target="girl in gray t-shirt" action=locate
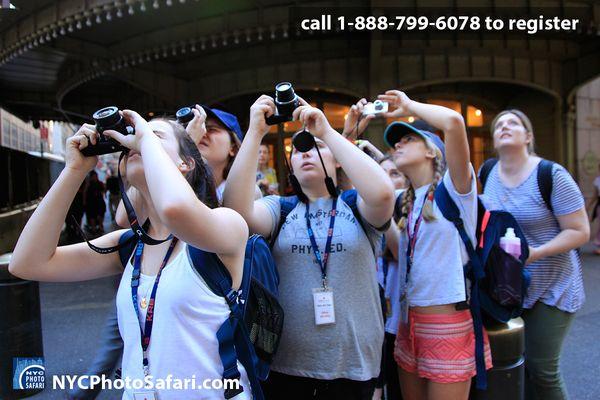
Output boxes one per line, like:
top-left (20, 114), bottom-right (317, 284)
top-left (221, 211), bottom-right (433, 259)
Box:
top-left (223, 95), bottom-right (395, 399)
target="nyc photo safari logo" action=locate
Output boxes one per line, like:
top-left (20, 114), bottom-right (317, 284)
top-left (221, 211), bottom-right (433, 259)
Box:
top-left (13, 357), bottom-right (45, 390)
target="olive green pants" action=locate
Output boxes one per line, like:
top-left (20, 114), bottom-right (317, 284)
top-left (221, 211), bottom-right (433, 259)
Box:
top-left (522, 302), bottom-right (575, 400)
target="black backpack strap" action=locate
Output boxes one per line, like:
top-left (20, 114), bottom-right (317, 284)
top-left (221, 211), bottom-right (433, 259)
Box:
top-left (117, 230), bottom-right (138, 268)
top-left (537, 159), bottom-right (555, 213)
top-left (434, 182), bottom-right (488, 390)
top-left (478, 158), bottom-right (498, 191)
top-left (270, 196), bottom-right (299, 248)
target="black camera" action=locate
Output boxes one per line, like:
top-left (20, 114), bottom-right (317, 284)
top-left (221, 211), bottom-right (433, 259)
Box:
top-left (81, 107), bottom-right (134, 156)
top-left (265, 82), bottom-right (300, 125)
top-left (175, 106), bottom-right (195, 125)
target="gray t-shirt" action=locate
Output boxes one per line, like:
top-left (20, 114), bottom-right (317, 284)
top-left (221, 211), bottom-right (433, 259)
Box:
top-left (259, 193), bottom-right (384, 380)
top-left (482, 161), bottom-right (585, 313)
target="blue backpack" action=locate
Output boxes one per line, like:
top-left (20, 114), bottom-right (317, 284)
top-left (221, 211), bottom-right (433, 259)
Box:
top-left (394, 182), bottom-right (531, 390)
top-left (434, 181), bottom-right (531, 390)
top-left (118, 232), bottom-right (283, 400)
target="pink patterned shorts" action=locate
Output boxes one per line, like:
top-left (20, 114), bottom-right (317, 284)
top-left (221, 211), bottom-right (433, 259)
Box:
top-left (394, 309), bottom-right (493, 383)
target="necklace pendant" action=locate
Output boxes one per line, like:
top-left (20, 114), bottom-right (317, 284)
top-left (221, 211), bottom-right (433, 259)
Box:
top-left (140, 297), bottom-right (148, 309)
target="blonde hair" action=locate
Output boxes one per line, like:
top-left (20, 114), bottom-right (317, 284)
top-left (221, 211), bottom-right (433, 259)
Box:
top-left (397, 141), bottom-right (446, 230)
top-left (490, 109), bottom-right (536, 155)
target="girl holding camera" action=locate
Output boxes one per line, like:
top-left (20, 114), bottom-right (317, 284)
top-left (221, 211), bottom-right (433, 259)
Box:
top-left (9, 111), bottom-right (251, 400)
top-left (377, 90), bottom-right (492, 400)
top-left (223, 96), bottom-right (395, 399)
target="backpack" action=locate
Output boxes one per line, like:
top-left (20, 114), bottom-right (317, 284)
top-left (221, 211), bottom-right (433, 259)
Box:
top-left (394, 183), bottom-right (531, 390)
top-left (479, 158), bottom-right (555, 212)
top-left (118, 231), bottom-right (284, 400)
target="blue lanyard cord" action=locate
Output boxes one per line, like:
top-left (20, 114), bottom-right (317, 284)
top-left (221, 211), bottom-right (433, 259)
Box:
top-left (305, 198), bottom-right (338, 289)
top-left (131, 237), bottom-right (179, 372)
top-left (404, 191), bottom-right (429, 282)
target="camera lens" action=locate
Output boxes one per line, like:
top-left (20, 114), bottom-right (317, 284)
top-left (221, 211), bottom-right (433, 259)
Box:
top-left (374, 100), bottom-right (383, 110)
top-left (93, 106), bottom-right (120, 127)
top-left (275, 82), bottom-right (296, 103)
top-left (176, 107), bottom-right (194, 124)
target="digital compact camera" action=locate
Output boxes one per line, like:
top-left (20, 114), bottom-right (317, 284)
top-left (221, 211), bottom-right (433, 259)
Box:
top-left (363, 100), bottom-right (388, 116)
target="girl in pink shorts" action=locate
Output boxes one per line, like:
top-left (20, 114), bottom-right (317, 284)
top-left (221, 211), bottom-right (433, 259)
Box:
top-left (379, 90), bottom-right (492, 400)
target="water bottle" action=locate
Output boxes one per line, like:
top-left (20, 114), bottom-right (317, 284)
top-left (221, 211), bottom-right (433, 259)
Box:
top-left (500, 227), bottom-right (522, 259)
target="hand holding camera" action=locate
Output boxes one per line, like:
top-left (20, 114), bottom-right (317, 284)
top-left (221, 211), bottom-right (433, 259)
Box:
top-left (177, 105), bottom-right (207, 145)
top-left (342, 98), bottom-right (376, 140)
top-left (103, 109), bottom-right (154, 153)
top-left (65, 124), bottom-right (100, 173)
top-left (377, 90), bottom-right (414, 118)
top-left (264, 82), bottom-right (299, 125)
top-left (292, 100), bottom-right (333, 141)
top-left (248, 95), bottom-right (276, 138)
top-left (80, 106), bottom-right (135, 156)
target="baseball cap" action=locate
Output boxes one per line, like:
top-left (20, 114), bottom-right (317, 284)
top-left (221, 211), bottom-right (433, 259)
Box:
top-left (383, 121), bottom-right (445, 159)
top-left (201, 105), bottom-right (244, 144)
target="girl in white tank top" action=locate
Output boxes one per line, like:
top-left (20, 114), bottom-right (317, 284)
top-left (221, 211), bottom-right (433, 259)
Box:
top-left (9, 112), bottom-right (250, 399)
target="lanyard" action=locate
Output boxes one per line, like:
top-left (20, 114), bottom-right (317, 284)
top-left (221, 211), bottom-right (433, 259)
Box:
top-left (305, 198), bottom-right (338, 289)
top-left (404, 191), bottom-right (429, 282)
top-left (131, 237), bottom-right (179, 376)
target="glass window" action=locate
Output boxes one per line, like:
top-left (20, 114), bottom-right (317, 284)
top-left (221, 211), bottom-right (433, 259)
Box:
top-left (467, 106), bottom-right (484, 127)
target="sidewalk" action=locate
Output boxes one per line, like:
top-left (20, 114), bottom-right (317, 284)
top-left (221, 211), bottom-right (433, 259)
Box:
top-left (30, 244), bottom-right (600, 399)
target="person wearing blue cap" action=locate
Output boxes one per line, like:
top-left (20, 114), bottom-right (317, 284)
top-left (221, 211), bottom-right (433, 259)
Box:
top-left (183, 104), bottom-right (245, 202)
top-left (378, 90), bottom-right (492, 400)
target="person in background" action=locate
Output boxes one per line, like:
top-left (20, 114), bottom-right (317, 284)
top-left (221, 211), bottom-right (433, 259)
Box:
top-left (483, 109), bottom-right (589, 400)
top-left (105, 168), bottom-right (120, 223)
top-left (84, 170), bottom-right (106, 235)
top-left (375, 155), bottom-right (408, 400)
top-left (256, 143), bottom-right (279, 195)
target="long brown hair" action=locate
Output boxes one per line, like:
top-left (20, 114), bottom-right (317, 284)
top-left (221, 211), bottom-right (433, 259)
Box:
top-left (154, 118), bottom-right (219, 209)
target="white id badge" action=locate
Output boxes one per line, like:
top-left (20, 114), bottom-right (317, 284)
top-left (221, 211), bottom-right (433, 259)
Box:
top-left (133, 391), bottom-right (157, 400)
top-left (312, 288), bottom-right (336, 325)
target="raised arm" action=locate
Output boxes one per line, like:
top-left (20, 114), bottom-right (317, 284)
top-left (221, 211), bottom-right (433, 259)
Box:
top-left (105, 111), bottom-right (248, 258)
top-left (222, 96), bottom-right (278, 238)
top-left (9, 125), bottom-right (124, 282)
top-left (292, 101), bottom-right (395, 228)
top-left (379, 90), bottom-right (471, 194)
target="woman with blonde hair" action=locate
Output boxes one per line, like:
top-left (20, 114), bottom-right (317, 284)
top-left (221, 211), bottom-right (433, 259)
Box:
top-left (377, 90), bottom-right (492, 400)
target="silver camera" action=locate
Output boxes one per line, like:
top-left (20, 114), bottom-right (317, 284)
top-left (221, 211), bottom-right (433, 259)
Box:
top-left (363, 100), bottom-right (389, 115)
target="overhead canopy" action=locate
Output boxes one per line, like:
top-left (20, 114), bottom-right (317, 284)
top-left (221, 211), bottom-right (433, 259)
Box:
top-left (0, 0), bottom-right (598, 125)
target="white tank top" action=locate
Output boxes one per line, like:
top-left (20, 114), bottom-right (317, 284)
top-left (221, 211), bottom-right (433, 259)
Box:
top-left (116, 244), bottom-right (251, 400)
